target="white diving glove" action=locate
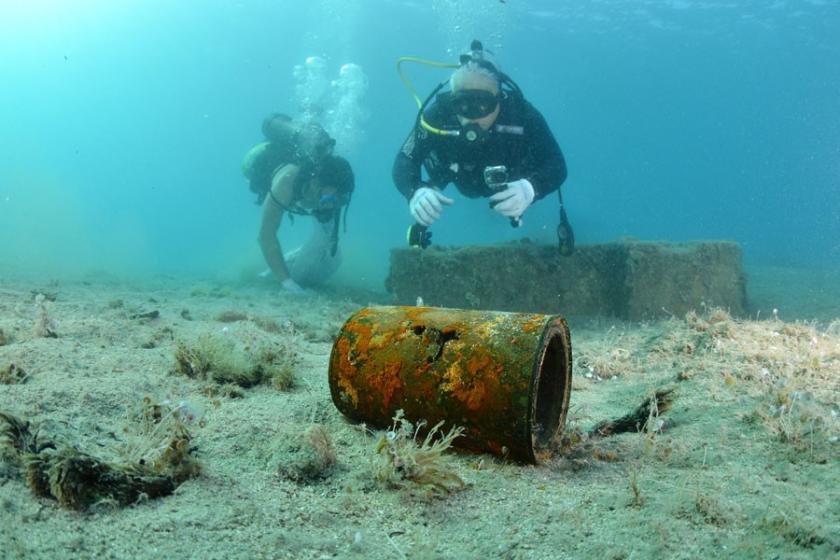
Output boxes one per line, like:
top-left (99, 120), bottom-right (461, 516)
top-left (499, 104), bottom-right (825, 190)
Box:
top-left (281, 277), bottom-right (307, 295)
top-left (409, 187), bottom-right (455, 226)
top-left (489, 178), bottom-right (535, 219)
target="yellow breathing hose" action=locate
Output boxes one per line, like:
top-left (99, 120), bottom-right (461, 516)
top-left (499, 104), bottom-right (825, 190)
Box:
top-left (397, 56), bottom-right (460, 137)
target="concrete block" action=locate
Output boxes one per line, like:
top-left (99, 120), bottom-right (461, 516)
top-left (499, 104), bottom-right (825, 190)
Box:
top-left (385, 240), bottom-right (747, 320)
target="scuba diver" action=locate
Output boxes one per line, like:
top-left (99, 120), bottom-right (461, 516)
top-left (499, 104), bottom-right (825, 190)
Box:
top-left (392, 40), bottom-right (574, 254)
top-left (242, 113), bottom-right (355, 294)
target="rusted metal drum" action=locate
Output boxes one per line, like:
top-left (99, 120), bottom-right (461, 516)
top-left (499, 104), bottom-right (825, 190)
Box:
top-left (328, 306), bottom-right (572, 464)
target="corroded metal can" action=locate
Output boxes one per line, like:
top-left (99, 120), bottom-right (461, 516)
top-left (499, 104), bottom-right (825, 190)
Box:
top-left (328, 306), bottom-right (572, 463)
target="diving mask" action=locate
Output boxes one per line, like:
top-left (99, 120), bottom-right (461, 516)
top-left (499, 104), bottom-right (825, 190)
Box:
top-left (311, 193), bottom-right (341, 223)
top-left (318, 193), bottom-right (338, 210)
top-left (451, 89), bottom-right (499, 119)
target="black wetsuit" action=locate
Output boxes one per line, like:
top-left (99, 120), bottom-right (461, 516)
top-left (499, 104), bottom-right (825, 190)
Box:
top-left (392, 92), bottom-right (567, 200)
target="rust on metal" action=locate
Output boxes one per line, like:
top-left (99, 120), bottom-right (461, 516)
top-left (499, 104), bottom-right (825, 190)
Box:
top-left (328, 306), bottom-right (572, 464)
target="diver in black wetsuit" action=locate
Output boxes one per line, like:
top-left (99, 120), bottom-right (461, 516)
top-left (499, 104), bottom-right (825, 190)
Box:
top-left (392, 40), bottom-right (574, 254)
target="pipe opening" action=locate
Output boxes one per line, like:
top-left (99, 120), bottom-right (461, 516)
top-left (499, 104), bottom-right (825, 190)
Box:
top-left (532, 327), bottom-right (570, 450)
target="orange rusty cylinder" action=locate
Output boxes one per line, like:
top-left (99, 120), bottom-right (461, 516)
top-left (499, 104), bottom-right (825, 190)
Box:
top-left (328, 306), bottom-right (572, 464)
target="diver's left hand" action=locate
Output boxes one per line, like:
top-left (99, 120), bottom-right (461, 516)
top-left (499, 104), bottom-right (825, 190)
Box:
top-left (489, 179), bottom-right (535, 219)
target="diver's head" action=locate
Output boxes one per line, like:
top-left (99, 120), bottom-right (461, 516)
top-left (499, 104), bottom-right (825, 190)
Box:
top-left (458, 40), bottom-right (502, 79)
top-left (313, 155), bottom-right (354, 205)
top-left (305, 155), bottom-right (353, 223)
top-left (450, 41), bottom-right (501, 130)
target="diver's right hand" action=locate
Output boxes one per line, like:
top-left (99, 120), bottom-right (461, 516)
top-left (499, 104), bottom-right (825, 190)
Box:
top-left (409, 187), bottom-right (454, 227)
top-left (281, 277), bottom-right (307, 295)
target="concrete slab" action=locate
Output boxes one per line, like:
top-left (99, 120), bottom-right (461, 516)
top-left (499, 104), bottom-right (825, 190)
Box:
top-left (385, 240), bottom-right (747, 320)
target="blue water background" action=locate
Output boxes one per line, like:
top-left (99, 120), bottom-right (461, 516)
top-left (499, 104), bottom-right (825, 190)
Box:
top-left (1, 0), bottom-right (838, 288)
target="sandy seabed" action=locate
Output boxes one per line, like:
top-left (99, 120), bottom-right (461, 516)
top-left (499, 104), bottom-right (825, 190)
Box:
top-left (0, 269), bottom-right (838, 560)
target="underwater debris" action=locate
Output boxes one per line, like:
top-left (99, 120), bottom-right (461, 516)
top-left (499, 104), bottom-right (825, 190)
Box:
top-left (0, 363), bottom-right (28, 385)
top-left (33, 294), bottom-right (58, 338)
top-left (589, 389), bottom-right (675, 437)
top-left (0, 327), bottom-right (10, 346)
top-left (373, 410), bottom-right (465, 497)
top-left (174, 335), bottom-right (298, 390)
top-left (276, 424), bottom-right (337, 483)
top-left (0, 399), bottom-right (201, 512)
top-left (552, 390), bottom-right (676, 470)
top-left (329, 305), bottom-right (572, 464)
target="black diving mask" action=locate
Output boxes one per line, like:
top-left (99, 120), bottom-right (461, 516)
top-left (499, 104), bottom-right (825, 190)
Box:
top-left (451, 89), bottom-right (499, 119)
